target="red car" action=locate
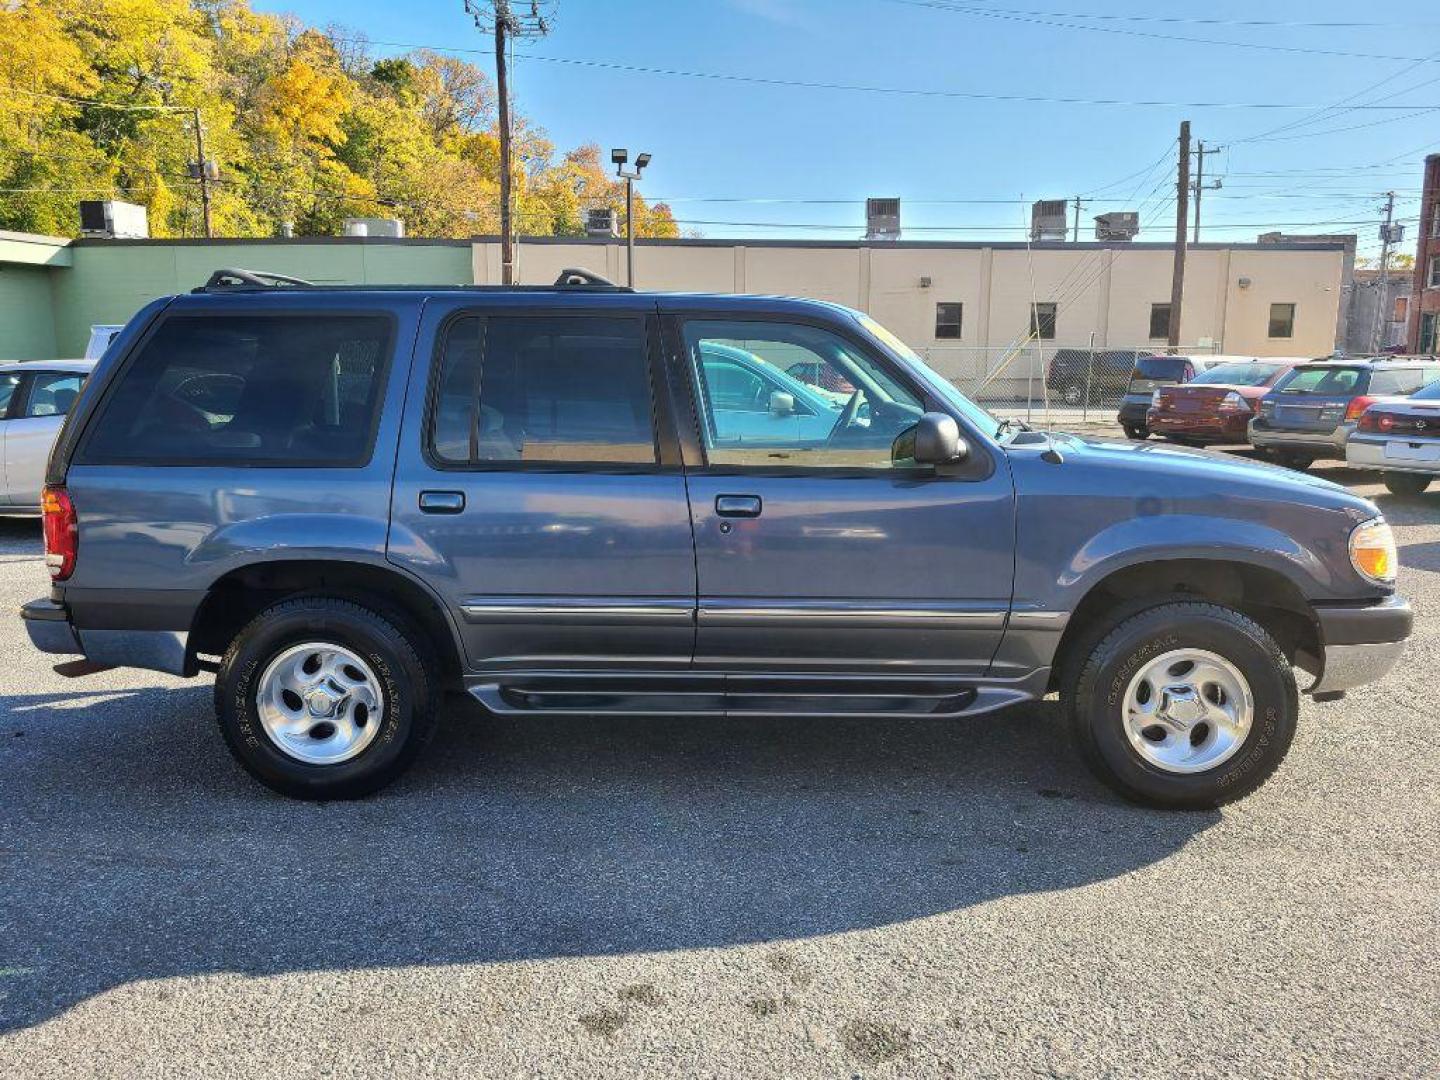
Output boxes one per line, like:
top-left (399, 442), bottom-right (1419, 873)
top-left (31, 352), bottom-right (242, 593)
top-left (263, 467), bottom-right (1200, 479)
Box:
top-left (1147, 359), bottom-right (1298, 445)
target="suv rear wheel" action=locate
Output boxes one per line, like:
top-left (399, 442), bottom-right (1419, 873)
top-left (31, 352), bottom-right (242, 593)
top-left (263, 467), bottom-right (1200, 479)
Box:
top-left (1062, 601), bottom-right (1298, 809)
top-left (1121, 423), bottom-right (1148, 441)
top-left (214, 597), bottom-right (439, 799)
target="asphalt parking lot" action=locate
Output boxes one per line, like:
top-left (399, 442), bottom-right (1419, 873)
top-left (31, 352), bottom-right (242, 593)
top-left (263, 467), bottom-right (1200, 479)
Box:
top-left (1, 459), bottom-right (1437, 1078)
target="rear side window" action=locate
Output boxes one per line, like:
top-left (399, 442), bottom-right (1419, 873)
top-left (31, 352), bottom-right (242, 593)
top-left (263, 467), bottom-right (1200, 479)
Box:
top-left (0, 374), bottom-right (20, 416)
top-left (1275, 366), bottom-right (1365, 396)
top-left (81, 315), bottom-right (392, 466)
top-left (23, 372), bottom-right (86, 417)
top-left (431, 315), bottom-right (657, 466)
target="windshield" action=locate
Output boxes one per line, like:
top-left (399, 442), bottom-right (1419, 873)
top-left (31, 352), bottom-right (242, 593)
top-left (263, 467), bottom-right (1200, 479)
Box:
top-left (853, 312), bottom-right (1002, 436)
top-left (1191, 362), bottom-right (1286, 387)
top-left (1274, 366), bottom-right (1365, 396)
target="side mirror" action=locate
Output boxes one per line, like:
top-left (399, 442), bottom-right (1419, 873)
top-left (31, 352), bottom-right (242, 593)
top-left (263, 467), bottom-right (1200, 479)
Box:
top-left (904, 412), bottom-right (967, 465)
top-left (768, 390), bottom-right (795, 417)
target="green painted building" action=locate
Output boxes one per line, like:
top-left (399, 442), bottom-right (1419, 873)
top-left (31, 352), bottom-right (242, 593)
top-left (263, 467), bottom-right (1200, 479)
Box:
top-left (0, 233), bottom-right (474, 360)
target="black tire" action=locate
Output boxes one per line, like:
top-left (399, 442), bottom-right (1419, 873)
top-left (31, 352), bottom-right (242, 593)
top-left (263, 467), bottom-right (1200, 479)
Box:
top-left (1382, 471), bottom-right (1431, 497)
top-left (214, 597), bottom-right (439, 799)
top-left (1062, 601), bottom-right (1298, 810)
top-left (1122, 424), bottom-right (1149, 441)
top-left (1272, 450), bottom-right (1314, 471)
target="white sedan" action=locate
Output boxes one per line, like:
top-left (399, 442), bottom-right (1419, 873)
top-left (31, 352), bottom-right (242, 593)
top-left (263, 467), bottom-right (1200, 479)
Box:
top-left (0, 360), bottom-right (95, 512)
top-left (1347, 379), bottom-right (1440, 496)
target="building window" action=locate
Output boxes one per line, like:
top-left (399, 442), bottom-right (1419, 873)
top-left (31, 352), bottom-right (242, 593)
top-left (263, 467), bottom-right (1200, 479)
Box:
top-left (1431, 201), bottom-right (1440, 238)
top-left (934, 302), bottom-right (963, 339)
top-left (1268, 302), bottom-right (1296, 339)
top-left (1030, 302), bottom-right (1057, 340)
top-left (1429, 255), bottom-right (1440, 290)
top-left (1148, 303), bottom-right (1171, 340)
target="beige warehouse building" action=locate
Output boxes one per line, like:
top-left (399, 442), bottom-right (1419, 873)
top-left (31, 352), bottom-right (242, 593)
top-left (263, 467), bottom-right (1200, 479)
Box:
top-left (2, 233), bottom-right (1345, 390)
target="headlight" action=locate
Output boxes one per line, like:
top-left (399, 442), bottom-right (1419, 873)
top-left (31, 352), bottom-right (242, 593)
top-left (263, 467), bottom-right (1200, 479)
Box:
top-left (1258, 399), bottom-right (1275, 416)
top-left (1349, 517), bottom-right (1397, 585)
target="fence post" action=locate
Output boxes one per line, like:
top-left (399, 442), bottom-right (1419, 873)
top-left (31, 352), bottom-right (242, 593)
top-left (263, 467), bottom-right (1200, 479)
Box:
top-left (1083, 331), bottom-right (1096, 422)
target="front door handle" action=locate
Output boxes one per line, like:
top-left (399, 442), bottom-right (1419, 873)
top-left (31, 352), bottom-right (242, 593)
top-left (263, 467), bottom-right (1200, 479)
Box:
top-left (715, 494), bottom-right (762, 518)
top-left (419, 490), bottom-right (466, 514)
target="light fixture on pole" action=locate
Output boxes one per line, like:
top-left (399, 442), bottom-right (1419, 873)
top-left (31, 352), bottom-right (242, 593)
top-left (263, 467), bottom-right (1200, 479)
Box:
top-left (611, 148), bottom-right (651, 287)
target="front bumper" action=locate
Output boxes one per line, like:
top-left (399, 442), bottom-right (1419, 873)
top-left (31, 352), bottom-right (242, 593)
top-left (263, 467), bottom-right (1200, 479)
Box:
top-left (21, 597), bottom-right (189, 676)
top-left (1309, 595), bottom-right (1412, 694)
top-left (1248, 418), bottom-right (1353, 457)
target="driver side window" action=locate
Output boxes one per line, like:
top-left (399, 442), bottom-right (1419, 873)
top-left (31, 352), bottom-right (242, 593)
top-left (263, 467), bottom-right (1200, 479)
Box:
top-left (682, 319), bottom-right (924, 469)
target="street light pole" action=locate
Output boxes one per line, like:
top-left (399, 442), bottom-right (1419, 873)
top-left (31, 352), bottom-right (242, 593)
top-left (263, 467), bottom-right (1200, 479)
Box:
top-left (611, 149), bottom-right (651, 287)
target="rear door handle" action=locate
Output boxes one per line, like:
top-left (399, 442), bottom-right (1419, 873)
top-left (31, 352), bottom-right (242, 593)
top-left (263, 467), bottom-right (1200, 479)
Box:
top-left (715, 494), bottom-right (762, 518)
top-left (419, 490), bottom-right (466, 514)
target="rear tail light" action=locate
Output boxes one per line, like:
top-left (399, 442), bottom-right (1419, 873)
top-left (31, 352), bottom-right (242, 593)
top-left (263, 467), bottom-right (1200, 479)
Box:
top-left (41, 486), bottom-right (77, 581)
top-left (1344, 395), bottom-right (1377, 422)
top-left (1218, 391), bottom-right (1248, 412)
top-left (1357, 410), bottom-right (1394, 433)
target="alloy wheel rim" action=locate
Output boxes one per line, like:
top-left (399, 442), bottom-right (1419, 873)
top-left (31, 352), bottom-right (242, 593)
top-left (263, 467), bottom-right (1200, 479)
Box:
top-left (1121, 648), bottom-right (1254, 775)
top-left (256, 642), bottom-right (384, 765)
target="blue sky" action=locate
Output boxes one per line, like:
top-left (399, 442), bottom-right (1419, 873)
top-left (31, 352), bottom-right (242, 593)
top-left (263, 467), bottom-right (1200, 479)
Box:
top-left (253, 0), bottom-right (1440, 258)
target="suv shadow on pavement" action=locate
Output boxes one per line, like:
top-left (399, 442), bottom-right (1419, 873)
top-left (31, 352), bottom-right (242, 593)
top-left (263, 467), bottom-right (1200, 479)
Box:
top-left (0, 684), bottom-right (1216, 1033)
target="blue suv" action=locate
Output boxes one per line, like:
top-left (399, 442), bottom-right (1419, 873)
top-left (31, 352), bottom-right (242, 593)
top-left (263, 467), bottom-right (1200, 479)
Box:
top-left (21, 269), bottom-right (1412, 808)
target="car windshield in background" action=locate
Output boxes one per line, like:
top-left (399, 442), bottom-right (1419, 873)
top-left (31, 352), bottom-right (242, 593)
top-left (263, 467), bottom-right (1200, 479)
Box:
top-left (1134, 356), bottom-right (1191, 381)
top-left (1191, 362), bottom-right (1285, 387)
top-left (1274, 366), bottom-right (1364, 396)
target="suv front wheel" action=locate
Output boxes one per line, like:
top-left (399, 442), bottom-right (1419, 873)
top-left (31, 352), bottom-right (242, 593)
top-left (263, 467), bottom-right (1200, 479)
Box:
top-left (1063, 602), bottom-right (1298, 809)
top-left (215, 597), bottom-right (439, 799)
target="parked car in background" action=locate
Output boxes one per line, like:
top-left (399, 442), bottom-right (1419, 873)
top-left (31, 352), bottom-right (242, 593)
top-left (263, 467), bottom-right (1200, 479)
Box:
top-left (0, 360), bottom-right (94, 512)
top-left (1045, 348), bottom-right (1142, 406)
top-left (1117, 353), bottom-right (1242, 439)
top-left (1146, 359), bottom-right (1298, 446)
top-left (1249, 357), bottom-right (1440, 469)
top-left (22, 270), bottom-right (1411, 810)
top-left (1346, 379), bottom-right (1440, 495)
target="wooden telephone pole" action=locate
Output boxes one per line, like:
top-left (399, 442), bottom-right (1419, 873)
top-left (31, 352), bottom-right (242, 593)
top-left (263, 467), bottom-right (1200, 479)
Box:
top-left (1168, 121), bottom-right (1191, 348)
top-left (466, 1), bottom-right (553, 284)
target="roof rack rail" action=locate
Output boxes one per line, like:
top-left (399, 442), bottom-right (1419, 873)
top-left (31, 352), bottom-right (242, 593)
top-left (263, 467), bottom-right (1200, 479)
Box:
top-left (553, 267), bottom-right (628, 289)
top-left (197, 268), bottom-right (316, 292)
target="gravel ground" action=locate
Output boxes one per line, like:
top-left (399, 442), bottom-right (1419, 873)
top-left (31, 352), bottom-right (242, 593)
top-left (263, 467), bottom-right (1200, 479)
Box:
top-left (0, 461), bottom-right (1436, 1078)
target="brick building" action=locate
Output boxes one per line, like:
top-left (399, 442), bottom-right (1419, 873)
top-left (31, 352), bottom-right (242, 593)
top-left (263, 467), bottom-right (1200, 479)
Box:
top-left (1408, 153), bottom-right (1440, 354)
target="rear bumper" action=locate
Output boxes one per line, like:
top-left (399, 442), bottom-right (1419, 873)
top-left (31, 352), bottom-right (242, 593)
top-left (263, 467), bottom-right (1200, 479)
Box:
top-left (1117, 399), bottom-right (1151, 425)
top-left (1248, 419), bottom-right (1353, 456)
top-left (1147, 410), bottom-right (1250, 443)
top-left (21, 597), bottom-right (189, 676)
top-left (1309, 595), bottom-right (1412, 694)
top-left (1346, 433), bottom-right (1440, 474)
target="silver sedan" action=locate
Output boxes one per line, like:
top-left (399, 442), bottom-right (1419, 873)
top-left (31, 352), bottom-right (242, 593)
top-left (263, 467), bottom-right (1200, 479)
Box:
top-left (0, 359), bottom-right (95, 512)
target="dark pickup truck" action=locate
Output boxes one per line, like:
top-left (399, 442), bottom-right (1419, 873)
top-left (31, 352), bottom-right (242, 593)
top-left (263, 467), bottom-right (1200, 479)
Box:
top-left (23, 270), bottom-right (1412, 808)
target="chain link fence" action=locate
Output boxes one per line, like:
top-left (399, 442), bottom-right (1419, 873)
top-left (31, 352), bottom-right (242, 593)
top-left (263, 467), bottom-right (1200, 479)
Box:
top-left (913, 342), bottom-right (1222, 426)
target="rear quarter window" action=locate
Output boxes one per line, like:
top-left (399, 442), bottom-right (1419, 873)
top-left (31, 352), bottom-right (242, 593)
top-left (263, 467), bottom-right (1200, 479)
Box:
top-left (79, 314), bottom-right (393, 466)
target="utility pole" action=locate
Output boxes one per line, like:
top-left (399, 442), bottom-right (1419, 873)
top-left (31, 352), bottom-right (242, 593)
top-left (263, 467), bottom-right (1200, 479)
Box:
top-left (494, 15), bottom-right (513, 284)
top-left (1168, 120), bottom-right (1191, 348)
top-left (191, 107), bottom-right (212, 239)
top-left (1372, 191), bottom-right (1399, 352)
top-left (1071, 195), bottom-right (1088, 243)
top-left (1191, 140), bottom-right (1222, 243)
top-left (465, 1), bottom-right (553, 284)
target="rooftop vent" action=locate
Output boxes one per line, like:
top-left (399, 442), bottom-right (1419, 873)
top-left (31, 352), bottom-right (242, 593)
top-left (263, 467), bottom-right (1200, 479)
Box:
top-left (1030, 199), bottom-right (1068, 242)
top-left (1094, 211), bottom-right (1140, 241)
top-left (342, 217), bottom-right (404, 238)
top-left (78, 200), bottom-right (149, 240)
top-left (585, 207), bottom-right (620, 238)
top-left (865, 198), bottom-right (901, 240)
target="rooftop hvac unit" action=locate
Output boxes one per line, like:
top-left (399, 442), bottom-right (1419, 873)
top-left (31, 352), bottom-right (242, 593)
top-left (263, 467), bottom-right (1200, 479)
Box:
top-left (342, 217), bottom-right (404, 238)
top-left (1095, 211), bottom-right (1140, 241)
top-left (865, 197), bottom-right (901, 240)
top-left (78, 200), bottom-right (149, 239)
top-left (1030, 199), bottom-right (1068, 242)
top-left (586, 207), bottom-right (620, 238)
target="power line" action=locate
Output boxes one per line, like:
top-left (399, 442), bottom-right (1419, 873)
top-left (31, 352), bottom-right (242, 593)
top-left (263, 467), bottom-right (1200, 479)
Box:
top-left (509, 54), bottom-right (1440, 111)
top-left (0, 83), bottom-right (191, 111)
top-left (880, 0), bottom-right (1440, 64)
top-left (878, 1), bottom-right (1439, 29)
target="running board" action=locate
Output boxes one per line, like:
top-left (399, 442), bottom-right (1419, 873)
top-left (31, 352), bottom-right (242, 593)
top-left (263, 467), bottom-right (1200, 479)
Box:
top-left (466, 675), bottom-right (1033, 719)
